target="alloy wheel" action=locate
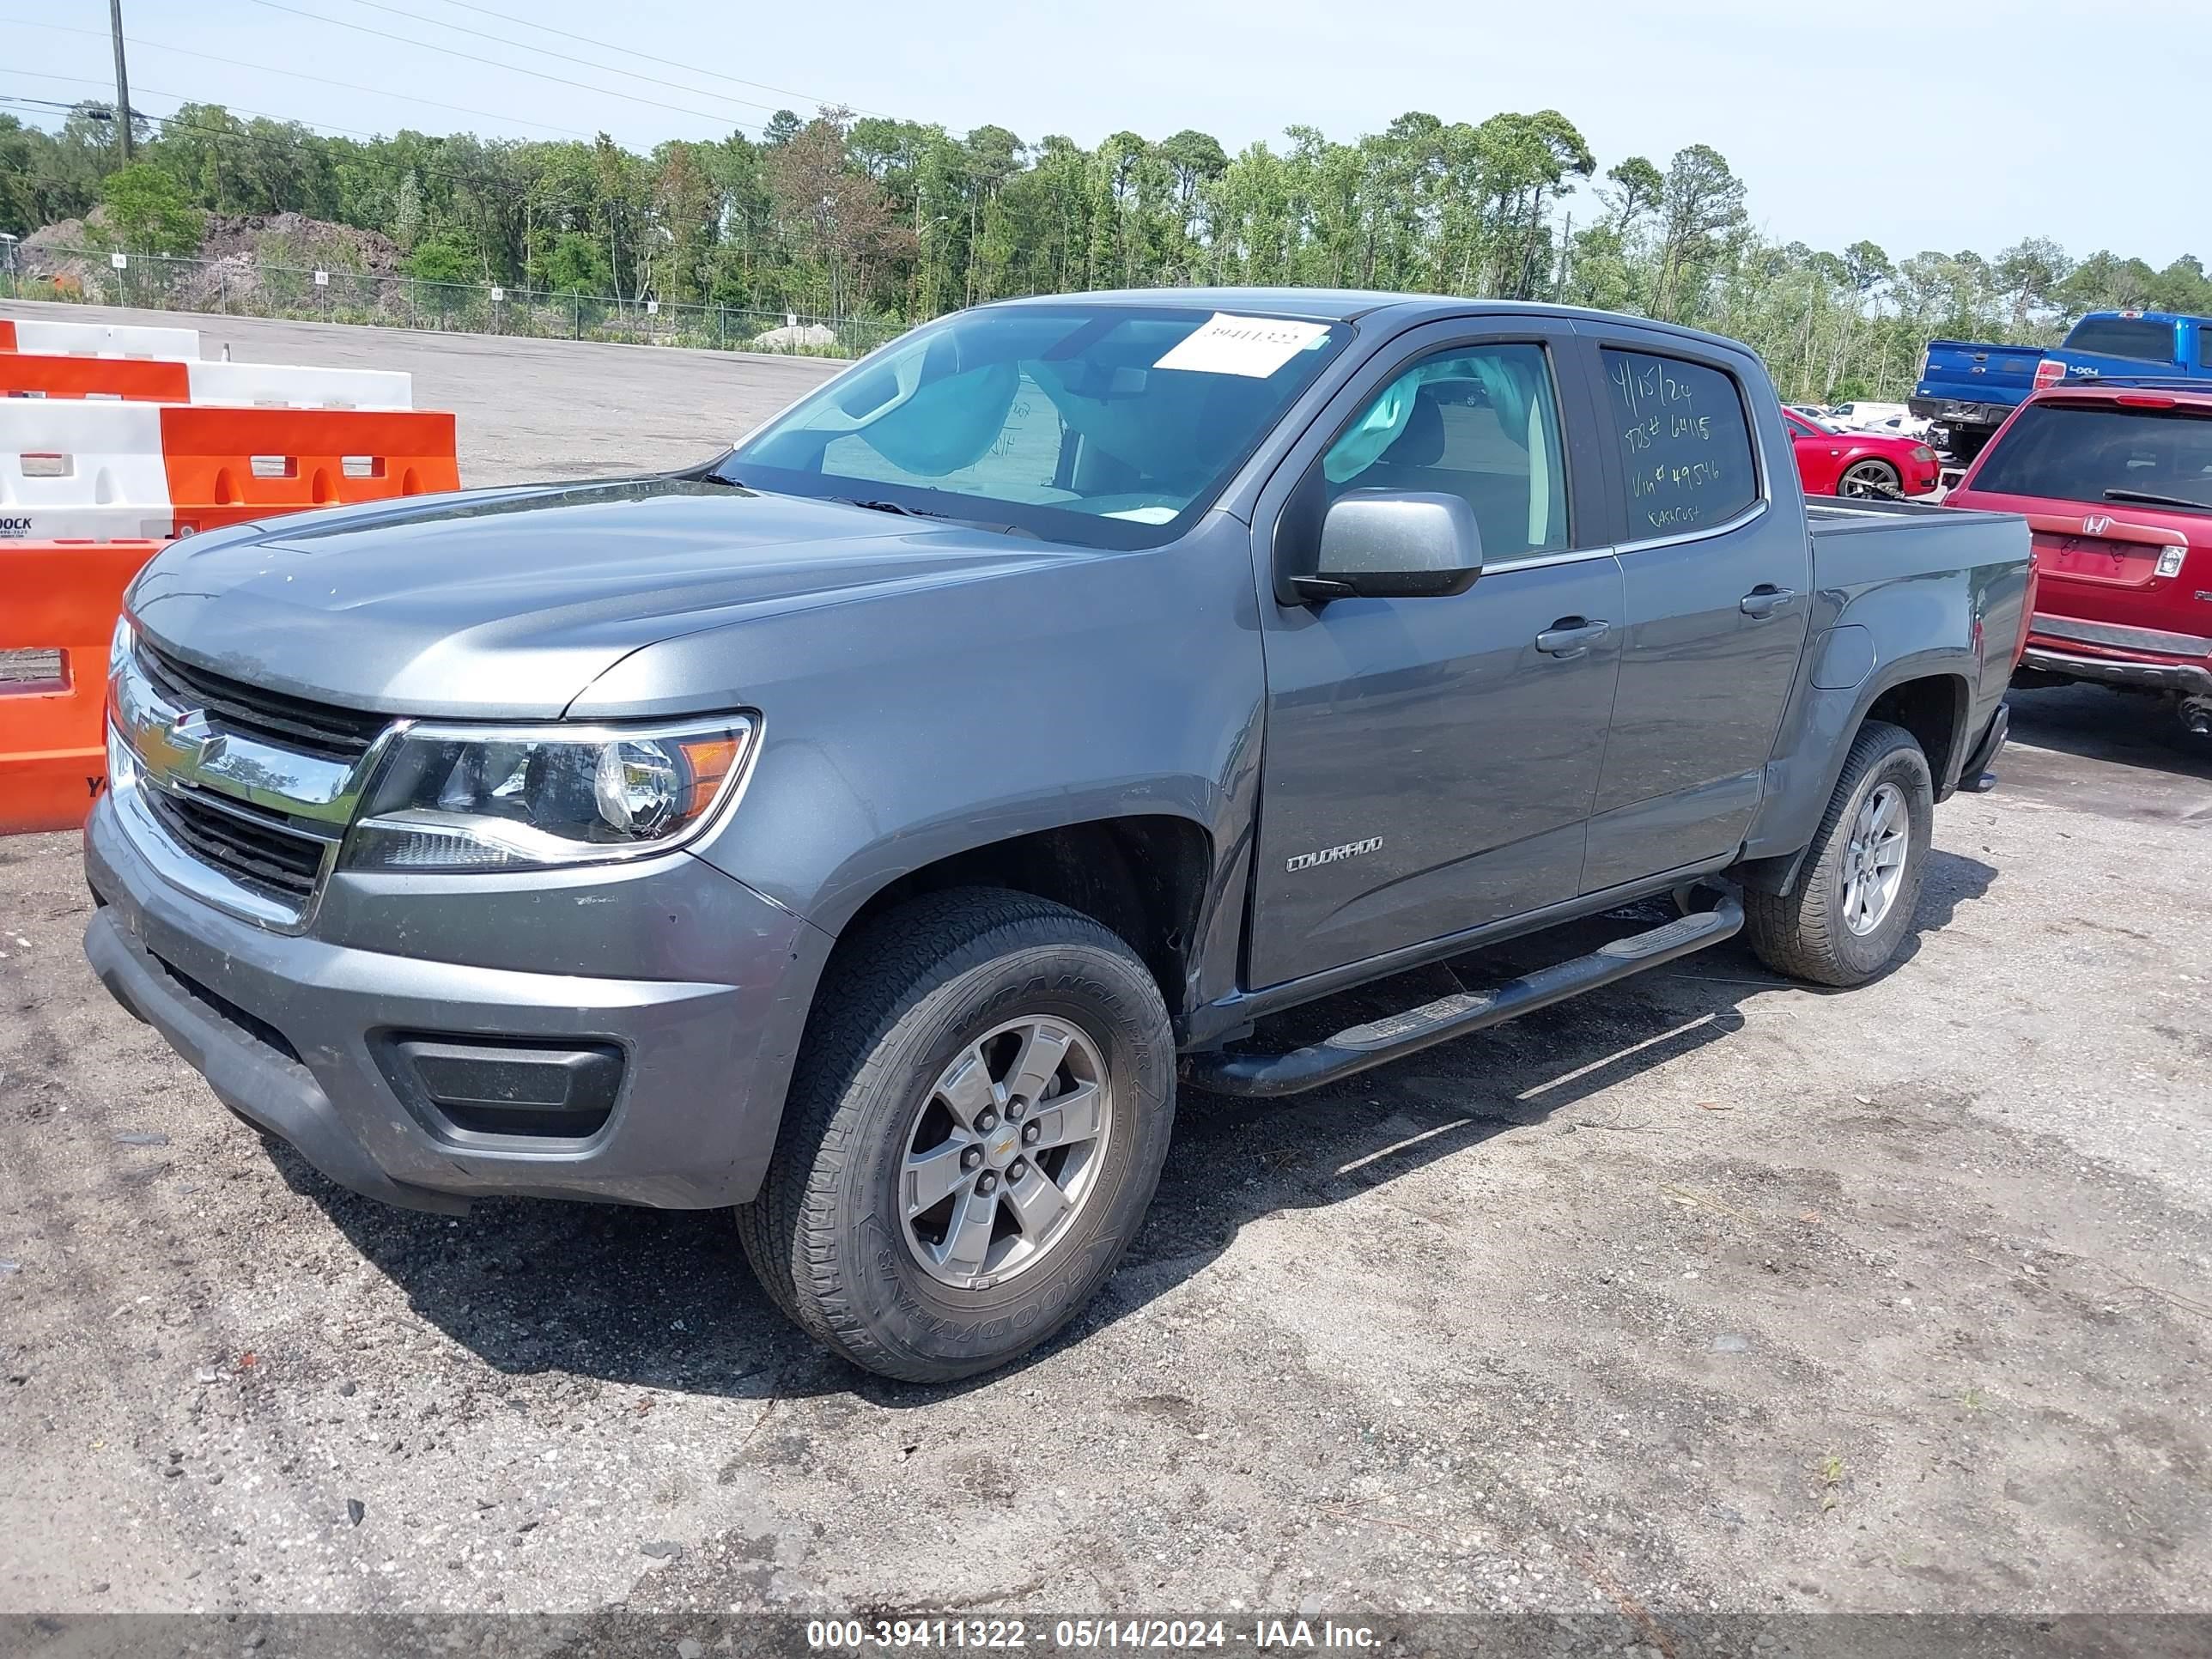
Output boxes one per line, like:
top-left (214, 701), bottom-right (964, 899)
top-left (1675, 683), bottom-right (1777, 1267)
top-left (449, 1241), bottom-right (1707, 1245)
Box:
top-left (1841, 781), bottom-right (1909, 936)
top-left (898, 1017), bottom-right (1111, 1288)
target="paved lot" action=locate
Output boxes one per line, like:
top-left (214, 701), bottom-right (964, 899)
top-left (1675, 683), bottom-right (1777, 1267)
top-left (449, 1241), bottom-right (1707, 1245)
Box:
top-left (3, 305), bottom-right (2210, 1630)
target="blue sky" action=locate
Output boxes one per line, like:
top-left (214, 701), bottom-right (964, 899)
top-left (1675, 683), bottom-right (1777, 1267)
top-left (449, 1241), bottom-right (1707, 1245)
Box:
top-left (9, 0), bottom-right (2203, 267)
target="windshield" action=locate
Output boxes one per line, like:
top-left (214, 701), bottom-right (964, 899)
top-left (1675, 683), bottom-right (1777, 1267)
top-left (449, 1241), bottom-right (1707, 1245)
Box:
top-left (1972, 403), bottom-right (2212, 514)
top-left (2061, 316), bottom-right (2178, 363)
top-left (720, 303), bottom-right (1348, 548)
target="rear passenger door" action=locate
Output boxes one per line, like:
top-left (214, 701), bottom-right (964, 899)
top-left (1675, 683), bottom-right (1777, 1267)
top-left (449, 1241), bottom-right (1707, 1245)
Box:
top-left (1575, 327), bottom-right (1813, 892)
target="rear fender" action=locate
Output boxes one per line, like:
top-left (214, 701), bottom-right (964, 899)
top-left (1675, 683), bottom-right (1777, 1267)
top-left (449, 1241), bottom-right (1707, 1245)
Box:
top-left (1735, 647), bottom-right (1972, 896)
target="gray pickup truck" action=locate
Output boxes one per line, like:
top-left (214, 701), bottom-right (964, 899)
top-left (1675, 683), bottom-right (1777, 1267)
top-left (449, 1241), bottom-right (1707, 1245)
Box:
top-left (83, 290), bottom-right (2029, 1380)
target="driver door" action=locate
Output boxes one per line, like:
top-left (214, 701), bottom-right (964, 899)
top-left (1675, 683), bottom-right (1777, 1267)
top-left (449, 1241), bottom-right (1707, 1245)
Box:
top-left (1245, 323), bottom-right (1625, 989)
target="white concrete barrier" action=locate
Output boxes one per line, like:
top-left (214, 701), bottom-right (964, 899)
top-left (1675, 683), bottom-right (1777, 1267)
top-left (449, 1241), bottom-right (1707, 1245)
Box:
top-left (0, 318), bottom-right (202, 361)
top-left (0, 402), bottom-right (176, 542)
top-left (185, 360), bottom-right (412, 410)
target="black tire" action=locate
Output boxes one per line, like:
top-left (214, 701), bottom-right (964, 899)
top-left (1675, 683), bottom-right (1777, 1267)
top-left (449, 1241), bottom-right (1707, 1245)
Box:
top-left (735, 887), bottom-right (1176, 1382)
top-left (1744, 720), bottom-right (1933, 988)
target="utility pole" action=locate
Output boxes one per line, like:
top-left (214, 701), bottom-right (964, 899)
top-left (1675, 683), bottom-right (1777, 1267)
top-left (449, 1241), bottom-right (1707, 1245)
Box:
top-left (109, 0), bottom-right (134, 161)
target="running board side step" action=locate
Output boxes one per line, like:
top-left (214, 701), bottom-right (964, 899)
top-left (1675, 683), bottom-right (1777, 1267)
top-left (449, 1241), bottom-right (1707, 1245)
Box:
top-left (1181, 893), bottom-right (1744, 1100)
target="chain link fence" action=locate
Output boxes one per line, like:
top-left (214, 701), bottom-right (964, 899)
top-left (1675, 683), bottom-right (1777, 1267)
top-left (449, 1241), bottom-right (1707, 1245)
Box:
top-left (1, 247), bottom-right (903, 360)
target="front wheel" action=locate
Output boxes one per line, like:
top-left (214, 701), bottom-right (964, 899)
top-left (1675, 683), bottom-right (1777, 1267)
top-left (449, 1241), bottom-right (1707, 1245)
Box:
top-left (1744, 720), bottom-right (1934, 987)
top-left (737, 888), bottom-right (1176, 1382)
top-left (1837, 459), bottom-right (1902, 499)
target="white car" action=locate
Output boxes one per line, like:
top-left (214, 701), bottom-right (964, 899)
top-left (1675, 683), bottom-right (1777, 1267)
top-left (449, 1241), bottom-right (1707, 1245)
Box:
top-left (1826, 401), bottom-right (1932, 441)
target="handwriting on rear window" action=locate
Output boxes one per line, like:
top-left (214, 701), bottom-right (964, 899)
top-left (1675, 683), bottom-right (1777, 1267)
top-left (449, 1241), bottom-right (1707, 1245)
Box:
top-left (1602, 349), bottom-right (1756, 535)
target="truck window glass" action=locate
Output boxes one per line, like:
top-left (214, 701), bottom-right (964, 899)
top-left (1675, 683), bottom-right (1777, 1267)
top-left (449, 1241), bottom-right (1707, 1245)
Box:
top-left (2062, 317), bottom-right (2179, 363)
top-left (1971, 404), bottom-right (2212, 511)
top-left (725, 304), bottom-right (1347, 550)
top-left (1320, 343), bottom-right (1569, 559)
top-left (1601, 348), bottom-right (1759, 538)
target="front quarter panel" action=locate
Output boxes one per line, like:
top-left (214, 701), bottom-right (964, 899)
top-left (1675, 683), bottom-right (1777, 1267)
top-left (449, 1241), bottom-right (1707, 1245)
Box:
top-left (568, 516), bottom-right (1267, 939)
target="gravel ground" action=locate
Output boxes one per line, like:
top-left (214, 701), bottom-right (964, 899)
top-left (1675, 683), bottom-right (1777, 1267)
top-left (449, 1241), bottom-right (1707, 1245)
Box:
top-left (3, 304), bottom-right (2209, 1632)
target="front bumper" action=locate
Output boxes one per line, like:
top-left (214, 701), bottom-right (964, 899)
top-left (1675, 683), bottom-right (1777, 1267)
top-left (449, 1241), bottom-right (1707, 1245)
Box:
top-left (83, 793), bottom-right (830, 1212)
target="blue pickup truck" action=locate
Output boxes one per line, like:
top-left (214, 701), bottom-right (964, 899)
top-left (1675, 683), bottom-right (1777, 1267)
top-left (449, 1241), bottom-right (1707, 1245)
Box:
top-left (1910, 310), bottom-right (2212, 459)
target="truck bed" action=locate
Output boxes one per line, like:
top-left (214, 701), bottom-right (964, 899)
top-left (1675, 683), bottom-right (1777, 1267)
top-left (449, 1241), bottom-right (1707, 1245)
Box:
top-left (1917, 338), bottom-right (2043, 404)
top-left (1806, 496), bottom-right (2030, 620)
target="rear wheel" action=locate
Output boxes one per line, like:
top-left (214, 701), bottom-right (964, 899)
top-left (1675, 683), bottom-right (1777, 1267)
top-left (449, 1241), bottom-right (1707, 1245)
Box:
top-left (1837, 459), bottom-right (1902, 499)
top-left (1745, 720), bottom-right (1933, 987)
top-left (737, 888), bottom-right (1176, 1382)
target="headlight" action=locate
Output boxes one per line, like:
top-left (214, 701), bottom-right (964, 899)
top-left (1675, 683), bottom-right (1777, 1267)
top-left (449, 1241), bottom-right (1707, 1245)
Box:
top-left (342, 715), bottom-right (756, 872)
top-left (110, 615), bottom-right (135, 677)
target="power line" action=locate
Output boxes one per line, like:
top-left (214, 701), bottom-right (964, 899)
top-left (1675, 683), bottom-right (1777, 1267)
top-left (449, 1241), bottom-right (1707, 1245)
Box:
top-left (1, 77), bottom-right (397, 143)
top-left (4, 81), bottom-right (478, 149)
top-left (240, 0), bottom-right (767, 134)
top-left (332, 0), bottom-right (786, 118)
top-left (1, 17), bottom-right (595, 137)
top-left (435, 0), bottom-right (891, 119)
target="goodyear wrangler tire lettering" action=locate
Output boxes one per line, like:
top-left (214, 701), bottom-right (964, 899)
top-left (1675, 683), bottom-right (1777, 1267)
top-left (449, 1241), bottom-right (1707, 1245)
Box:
top-left (734, 887), bottom-right (1176, 1383)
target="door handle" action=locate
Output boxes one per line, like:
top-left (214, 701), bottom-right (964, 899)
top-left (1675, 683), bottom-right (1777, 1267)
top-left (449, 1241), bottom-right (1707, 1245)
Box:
top-left (1740, 585), bottom-right (1798, 619)
top-left (1535, 617), bottom-right (1612, 659)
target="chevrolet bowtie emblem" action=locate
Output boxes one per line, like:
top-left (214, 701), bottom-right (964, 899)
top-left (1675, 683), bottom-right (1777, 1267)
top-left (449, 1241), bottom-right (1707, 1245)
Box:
top-left (167, 709), bottom-right (228, 765)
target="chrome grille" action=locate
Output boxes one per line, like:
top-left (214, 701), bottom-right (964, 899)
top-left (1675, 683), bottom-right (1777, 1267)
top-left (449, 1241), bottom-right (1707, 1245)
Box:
top-left (112, 633), bottom-right (394, 930)
top-left (139, 787), bottom-right (331, 899)
top-left (137, 639), bottom-right (387, 763)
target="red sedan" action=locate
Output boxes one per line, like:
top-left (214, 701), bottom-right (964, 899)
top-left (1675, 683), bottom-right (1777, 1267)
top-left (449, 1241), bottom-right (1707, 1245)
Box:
top-left (1784, 409), bottom-right (1942, 498)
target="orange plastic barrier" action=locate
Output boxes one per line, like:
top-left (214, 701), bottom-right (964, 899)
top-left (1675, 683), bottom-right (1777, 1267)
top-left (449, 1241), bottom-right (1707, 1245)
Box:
top-left (0, 540), bottom-right (165, 834)
top-left (158, 406), bottom-right (459, 528)
top-left (0, 352), bottom-right (192, 401)
top-left (0, 321), bottom-right (15, 350)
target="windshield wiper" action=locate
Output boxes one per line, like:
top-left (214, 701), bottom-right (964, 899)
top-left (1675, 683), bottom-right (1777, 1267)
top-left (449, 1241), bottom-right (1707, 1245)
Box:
top-left (835, 497), bottom-right (1037, 538)
top-left (679, 460), bottom-right (748, 487)
top-left (2104, 487), bottom-right (2212, 514)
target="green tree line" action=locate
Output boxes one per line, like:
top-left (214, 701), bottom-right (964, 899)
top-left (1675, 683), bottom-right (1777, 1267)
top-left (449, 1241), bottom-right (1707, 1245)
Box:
top-left (4, 99), bottom-right (2207, 400)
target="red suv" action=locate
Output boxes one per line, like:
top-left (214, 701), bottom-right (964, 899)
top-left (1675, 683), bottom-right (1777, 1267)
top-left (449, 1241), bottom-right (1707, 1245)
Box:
top-left (1947, 380), bottom-right (2212, 732)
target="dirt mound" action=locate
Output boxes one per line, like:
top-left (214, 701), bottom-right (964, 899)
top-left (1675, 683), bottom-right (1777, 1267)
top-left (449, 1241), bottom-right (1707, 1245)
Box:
top-left (16, 210), bottom-right (406, 308)
top-left (18, 215), bottom-right (107, 298)
top-left (21, 213), bottom-right (94, 252)
top-left (195, 212), bottom-right (402, 274)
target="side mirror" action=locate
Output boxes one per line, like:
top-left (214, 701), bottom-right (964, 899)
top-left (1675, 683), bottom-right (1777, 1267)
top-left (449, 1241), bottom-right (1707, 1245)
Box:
top-left (1291, 489), bottom-right (1484, 603)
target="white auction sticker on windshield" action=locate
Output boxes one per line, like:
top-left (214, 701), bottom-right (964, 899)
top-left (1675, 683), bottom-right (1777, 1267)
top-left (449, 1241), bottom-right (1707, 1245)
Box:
top-left (1154, 313), bottom-right (1331, 378)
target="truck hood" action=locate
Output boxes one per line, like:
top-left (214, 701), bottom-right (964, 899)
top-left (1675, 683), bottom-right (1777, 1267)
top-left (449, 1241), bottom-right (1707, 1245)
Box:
top-left (126, 478), bottom-right (1083, 718)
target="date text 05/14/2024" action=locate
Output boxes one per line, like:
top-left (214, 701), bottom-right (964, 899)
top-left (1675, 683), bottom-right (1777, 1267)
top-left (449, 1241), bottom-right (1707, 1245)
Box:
top-left (805, 1618), bottom-right (1382, 1650)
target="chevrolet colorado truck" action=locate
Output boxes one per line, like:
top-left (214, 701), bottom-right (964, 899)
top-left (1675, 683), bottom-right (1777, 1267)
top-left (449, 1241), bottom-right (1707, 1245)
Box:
top-left (82, 291), bottom-right (2030, 1381)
